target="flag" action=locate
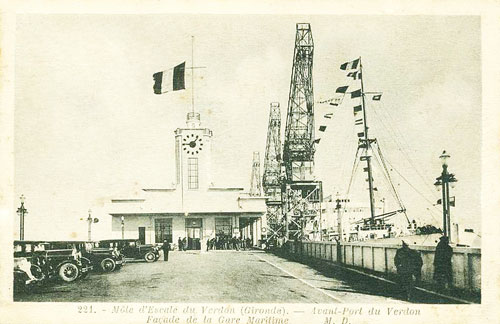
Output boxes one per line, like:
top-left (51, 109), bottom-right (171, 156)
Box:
top-left (329, 96), bottom-right (343, 106)
top-left (357, 132), bottom-right (365, 138)
top-left (363, 167), bottom-right (369, 172)
top-left (340, 58), bottom-right (360, 71)
top-left (324, 113), bottom-right (333, 119)
top-left (436, 199), bottom-right (442, 205)
top-left (319, 126), bottom-right (327, 132)
top-left (372, 94), bottom-right (382, 101)
top-left (353, 105), bottom-right (363, 115)
top-left (347, 71), bottom-right (362, 80)
top-left (314, 138), bottom-right (321, 144)
top-left (336, 86), bottom-right (349, 94)
top-left (153, 62), bottom-right (186, 94)
top-left (355, 118), bottom-right (363, 125)
top-left (351, 89), bottom-right (362, 98)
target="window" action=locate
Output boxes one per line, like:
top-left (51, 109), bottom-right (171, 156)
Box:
top-left (188, 158), bottom-right (199, 189)
top-left (215, 218), bottom-right (232, 236)
top-left (155, 218), bottom-right (173, 243)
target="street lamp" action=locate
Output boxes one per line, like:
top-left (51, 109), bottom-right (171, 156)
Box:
top-left (86, 209), bottom-right (99, 241)
top-left (121, 216), bottom-right (125, 239)
top-left (434, 150), bottom-right (458, 241)
top-left (16, 195), bottom-right (28, 240)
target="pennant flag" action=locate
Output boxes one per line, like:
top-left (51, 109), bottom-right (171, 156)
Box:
top-left (319, 95), bottom-right (343, 106)
top-left (329, 97), bottom-right (343, 106)
top-left (373, 187), bottom-right (378, 191)
top-left (372, 94), bottom-right (382, 101)
top-left (450, 196), bottom-right (455, 207)
top-left (355, 118), bottom-right (363, 125)
top-left (153, 62), bottom-right (186, 94)
top-left (319, 126), bottom-right (327, 132)
top-left (353, 105), bottom-right (363, 115)
top-left (324, 113), bottom-right (333, 119)
top-left (351, 89), bottom-right (362, 98)
top-left (357, 132), bottom-right (365, 138)
top-left (336, 86), bottom-right (349, 94)
top-left (363, 167), bottom-right (369, 172)
top-left (347, 71), bottom-right (362, 80)
top-left (314, 138), bottom-right (321, 144)
top-left (340, 58), bottom-right (360, 71)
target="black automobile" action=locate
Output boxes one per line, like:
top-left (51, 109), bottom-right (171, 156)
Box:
top-left (48, 241), bottom-right (124, 273)
top-left (13, 241), bottom-right (47, 292)
top-left (97, 239), bottom-right (160, 262)
top-left (13, 240), bottom-right (93, 284)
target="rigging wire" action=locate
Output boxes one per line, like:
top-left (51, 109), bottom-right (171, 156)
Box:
top-left (382, 156), bottom-right (442, 224)
top-left (346, 147), bottom-right (361, 196)
top-left (369, 99), bottom-right (443, 218)
top-left (375, 143), bottom-right (406, 209)
top-left (374, 99), bottom-right (439, 198)
top-left (370, 142), bottom-right (402, 207)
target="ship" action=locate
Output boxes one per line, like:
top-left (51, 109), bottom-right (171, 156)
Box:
top-left (324, 57), bottom-right (413, 242)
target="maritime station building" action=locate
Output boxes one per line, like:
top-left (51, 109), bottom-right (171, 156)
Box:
top-left (107, 112), bottom-right (267, 251)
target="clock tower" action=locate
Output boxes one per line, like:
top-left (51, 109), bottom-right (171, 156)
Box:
top-left (174, 112), bottom-right (213, 192)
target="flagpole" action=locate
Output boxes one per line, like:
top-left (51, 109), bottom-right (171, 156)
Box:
top-left (359, 56), bottom-right (376, 225)
top-left (191, 36), bottom-right (195, 114)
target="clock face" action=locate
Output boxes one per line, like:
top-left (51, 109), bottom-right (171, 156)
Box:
top-left (182, 133), bottom-right (203, 155)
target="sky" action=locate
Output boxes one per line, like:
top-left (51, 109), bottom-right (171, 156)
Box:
top-left (13, 14), bottom-right (481, 240)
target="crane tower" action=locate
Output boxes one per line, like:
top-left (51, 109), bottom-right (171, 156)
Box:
top-left (282, 23), bottom-right (322, 240)
top-left (249, 152), bottom-right (262, 196)
top-left (262, 102), bottom-right (283, 241)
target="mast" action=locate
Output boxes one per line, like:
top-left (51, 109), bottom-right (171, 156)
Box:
top-left (359, 57), bottom-right (376, 225)
top-left (191, 36), bottom-right (195, 114)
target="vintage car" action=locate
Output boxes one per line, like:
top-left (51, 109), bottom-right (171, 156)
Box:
top-left (97, 239), bottom-right (160, 262)
top-left (47, 241), bottom-right (124, 272)
top-left (13, 240), bottom-right (93, 285)
top-left (13, 241), bottom-right (47, 292)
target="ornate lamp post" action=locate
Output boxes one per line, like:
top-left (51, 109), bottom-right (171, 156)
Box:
top-left (121, 216), bottom-right (125, 239)
top-left (434, 150), bottom-right (458, 241)
top-left (16, 195), bottom-right (28, 240)
top-left (86, 209), bottom-right (99, 241)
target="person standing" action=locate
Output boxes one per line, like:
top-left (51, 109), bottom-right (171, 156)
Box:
top-left (182, 237), bottom-right (187, 251)
top-left (433, 236), bottom-right (453, 290)
top-left (394, 241), bottom-right (417, 301)
top-left (410, 247), bottom-right (423, 284)
top-left (178, 237), bottom-right (183, 252)
top-left (162, 239), bottom-right (170, 261)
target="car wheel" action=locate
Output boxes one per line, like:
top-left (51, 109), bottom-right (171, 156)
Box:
top-left (144, 252), bottom-right (156, 263)
top-left (58, 263), bottom-right (79, 282)
top-left (30, 265), bottom-right (45, 280)
top-left (100, 258), bottom-right (116, 272)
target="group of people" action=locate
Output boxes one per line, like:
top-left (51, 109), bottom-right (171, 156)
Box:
top-left (394, 236), bottom-right (453, 301)
top-left (206, 235), bottom-right (252, 251)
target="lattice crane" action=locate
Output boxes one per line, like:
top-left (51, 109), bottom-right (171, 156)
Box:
top-left (282, 23), bottom-right (322, 241)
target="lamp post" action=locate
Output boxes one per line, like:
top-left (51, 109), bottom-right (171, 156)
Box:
top-left (121, 216), bottom-right (125, 239)
top-left (87, 209), bottom-right (92, 241)
top-left (16, 195), bottom-right (28, 240)
top-left (85, 209), bottom-right (99, 241)
top-left (434, 150), bottom-right (458, 241)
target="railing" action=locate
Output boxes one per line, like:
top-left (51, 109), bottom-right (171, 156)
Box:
top-left (284, 240), bottom-right (481, 294)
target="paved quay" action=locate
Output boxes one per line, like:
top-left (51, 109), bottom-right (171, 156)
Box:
top-left (14, 250), bottom-right (454, 303)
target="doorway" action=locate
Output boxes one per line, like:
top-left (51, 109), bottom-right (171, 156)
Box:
top-left (185, 218), bottom-right (202, 250)
top-left (138, 227), bottom-right (146, 245)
